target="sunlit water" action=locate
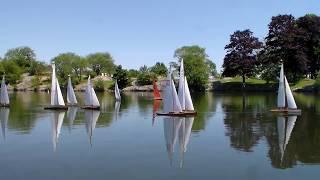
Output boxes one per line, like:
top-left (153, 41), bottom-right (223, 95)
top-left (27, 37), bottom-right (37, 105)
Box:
top-left (0, 91), bottom-right (320, 179)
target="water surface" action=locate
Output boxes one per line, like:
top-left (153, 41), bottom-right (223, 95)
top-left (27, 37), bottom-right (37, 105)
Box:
top-left (0, 91), bottom-right (320, 179)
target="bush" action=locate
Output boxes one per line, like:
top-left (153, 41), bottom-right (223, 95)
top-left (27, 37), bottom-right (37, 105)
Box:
top-left (94, 79), bottom-right (105, 91)
top-left (136, 73), bottom-right (153, 86)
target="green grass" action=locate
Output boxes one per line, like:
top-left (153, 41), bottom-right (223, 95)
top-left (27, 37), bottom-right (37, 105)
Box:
top-left (292, 78), bottom-right (315, 89)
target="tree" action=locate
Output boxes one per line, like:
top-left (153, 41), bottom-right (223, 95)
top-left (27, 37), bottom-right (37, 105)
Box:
top-left (222, 29), bottom-right (262, 86)
top-left (206, 59), bottom-right (217, 77)
top-left (112, 65), bottom-right (129, 89)
top-left (52, 52), bottom-right (82, 85)
top-left (296, 14), bottom-right (320, 78)
top-left (174, 45), bottom-right (211, 91)
top-left (71, 57), bottom-right (87, 81)
top-left (4, 46), bottom-right (36, 70)
top-left (136, 65), bottom-right (155, 86)
top-left (264, 14), bottom-right (308, 81)
top-left (150, 62), bottom-right (168, 77)
top-left (29, 61), bottom-right (48, 76)
top-left (128, 69), bottom-right (139, 78)
top-left (87, 52), bottom-right (115, 76)
top-left (0, 60), bottom-right (23, 83)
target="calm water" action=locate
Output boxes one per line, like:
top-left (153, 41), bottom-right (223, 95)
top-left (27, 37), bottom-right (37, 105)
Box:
top-left (0, 91), bottom-right (320, 179)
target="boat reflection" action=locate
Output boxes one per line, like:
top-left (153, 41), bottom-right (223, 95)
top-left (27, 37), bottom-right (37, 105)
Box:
top-left (51, 111), bottom-right (65, 152)
top-left (0, 108), bottom-right (9, 140)
top-left (163, 116), bottom-right (194, 167)
top-left (84, 110), bottom-right (100, 146)
top-left (275, 115), bottom-right (297, 167)
top-left (66, 106), bottom-right (78, 132)
top-left (114, 101), bottom-right (120, 121)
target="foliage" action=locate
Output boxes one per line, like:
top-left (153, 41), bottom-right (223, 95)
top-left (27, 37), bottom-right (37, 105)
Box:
top-left (29, 61), bottom-right (48, 76)
top-left (94, 79), bottom-right (105, 91)
top-left (0, 60), bottom-right (23, 83)
top-left (112, 65), bottom-right (130, 89)
top-left (150, 62), bottom-right (167, 77)
top-left (128, 69), bottom-right (140, 78)
top-left (136, 72), bottom-right (154, 86)
top-left (222, 29), bottom-right (262, 86)
top-left (71, 57), bottom-right (87, 81)
top-left (52, 52), bottom-right (82, 85)
top-left (174, 45), bottom-right (211, 91)
top-left (4, 46), bottom-right (36, 71)
top-left (87, 52), bottom-right (115, 76)
top-left (31, 76), bottom-right (41, 89)
top-left (206, 59), bottom-right (217, 77)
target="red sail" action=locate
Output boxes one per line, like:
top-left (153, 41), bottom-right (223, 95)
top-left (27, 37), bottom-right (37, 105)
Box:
top-left (153, 80), bottom-right (162, 100)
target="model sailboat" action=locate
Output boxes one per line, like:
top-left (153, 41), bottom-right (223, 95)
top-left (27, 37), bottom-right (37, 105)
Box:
top-left (115, 80), bottom-right (121, 101)
top-left (84, 110), bottom-right (100, 146)
top-left (178, 60), bottom-right (196, 115)
top-left (270, 63), bottom-right (301, 114)
top-left (81, 76), bottom-right (100, 110)
top-left (0, 76), bottom-right (9, 107)
top-left (44, 63), bottom-right (67, 110)
top-left (67, 75), bottom-right (78, 106)
top-left (277, 115), bottom-right (297, 163)
top-left (153, 80), bottom-right (162, 100)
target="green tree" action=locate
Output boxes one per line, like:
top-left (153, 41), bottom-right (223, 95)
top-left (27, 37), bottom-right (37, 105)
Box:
top-left (222, 29), bottom-right (262, 86)
top-left (52, 52), bottom-right (81, 85)
top-left (174, 45), bottom-right (211, 91)
top-left (29, 61), bottom-right (48, 76)
top-left (206, 59), bottom-right (217, 77)
top-left (0, 60), bottom-right (23, 83)
top-left (4, 46), bottom-right (36, 71)
top-left (94, 79), bottom-right (105, 91)
top-left (128, 69), bottom-right (140, 78)
top-left (150, 62), bottom-right (167, 77)
top-left (112, 65), bottom-right (129, 89)
top-left (71, 57), bottom-right (87, 81)
top-left (87, 52), bottom-right (115, 76)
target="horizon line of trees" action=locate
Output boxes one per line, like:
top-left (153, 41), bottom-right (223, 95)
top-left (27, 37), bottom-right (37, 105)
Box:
top-left (222, 13), bottom-right (320, 85)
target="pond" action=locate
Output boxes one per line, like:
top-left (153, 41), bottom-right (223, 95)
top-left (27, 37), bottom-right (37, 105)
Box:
top-left (0, 91), bottom-right (319, 179)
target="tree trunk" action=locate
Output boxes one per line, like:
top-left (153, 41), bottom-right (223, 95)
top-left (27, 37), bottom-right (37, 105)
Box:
top-left (242, 74), bottom-right (246, 88)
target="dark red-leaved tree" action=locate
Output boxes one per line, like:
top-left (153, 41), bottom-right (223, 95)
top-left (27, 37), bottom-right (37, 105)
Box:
top-left (222, 29), bottom-right (262, 87)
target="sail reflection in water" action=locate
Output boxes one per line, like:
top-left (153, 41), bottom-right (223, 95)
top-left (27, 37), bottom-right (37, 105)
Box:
top-left (84, 110), bottom-right (100, 146)
top-left (51, 111), bottom-right (65, 152)
top-left (114, 101), bottom-right (120, 121)
top-left (0, 108), bottom-right (9, 140)
top-left (163, 116), bottom-right (194, 167)
top-left (66, 107), bottom-right (78, 132)
top-left (277, 115), bottom-right (297, 164)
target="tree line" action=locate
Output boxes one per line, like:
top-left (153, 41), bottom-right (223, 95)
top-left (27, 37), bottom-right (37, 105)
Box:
top-left (0, 45), bottom-right (217, 91)
top-left (222, 13), bottom-right (320, 85)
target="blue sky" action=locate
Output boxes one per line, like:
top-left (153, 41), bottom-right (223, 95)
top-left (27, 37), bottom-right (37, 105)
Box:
top-left (0, 0), bottom-right (319, 71)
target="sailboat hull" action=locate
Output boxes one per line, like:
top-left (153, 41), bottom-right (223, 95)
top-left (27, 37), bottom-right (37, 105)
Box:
top-left (154, 97), bottom-right (163, 100)
top-left (270, 108), bottom-right (301, 115)
top-left (0, 104), bottom-right (9, 107)
top-left (44, 105), bottom-right (68, 110)
top-left (81, 105), bottom-right (100, 110)
top-left (156, 111), bottom-right (197, 117)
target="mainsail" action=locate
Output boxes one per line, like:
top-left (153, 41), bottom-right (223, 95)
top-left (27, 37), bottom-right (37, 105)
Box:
top-left (0, 108), bottom-right (9, 140)
top-left (51, 63), bottom-right (65, 106)
top-left (115, 80), bottom-right (121, 101)
top-left (178, 60), bottom-right (194, 111)
top-left (84, 76), bottom-right (100, 107)
top-left (0, 76), bottom-right (9, 106)
top-left (67, 76), bottom-right (78, 105)
top-left (84, 110), bottom-right (100, 145)
top-left (277, 63), bottom-right (297, 109)
top-left (162, 73), bottom-right (182, 113)
top-left (52, 111), bottom-right (65, 151)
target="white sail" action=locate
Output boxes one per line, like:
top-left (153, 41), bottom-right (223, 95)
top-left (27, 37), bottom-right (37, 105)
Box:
top-left (284, 76), bottom-right (297, 109)
top-left (277, 64), bottom-right (285, 108)
top-left (163, 79), bottom-right (182, 113)
top-left (52, 111), bottom-right (65, 151)
top-left (0, 108), bottom-right (9, 139)
top-left (84, 76), bottom-right (100, 107)
top-left (115, 80), bottom-right (121, 101)
top-left (277, 116), bottom-right (286, 161)
top-left (51, 63), bottom-right (65, 106)
top-left (84, 110), bottom-right (100, 145)
top-left (178, 59), bottom-right (186, 109)
top-left (66, 107), bottom-right (78, 132)
top-left (67, 76), bottom-right (78, 105)
top-left (0, 76), bottom-right (9, 105)
top-left (184, 77), bottom-right (194, 111)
